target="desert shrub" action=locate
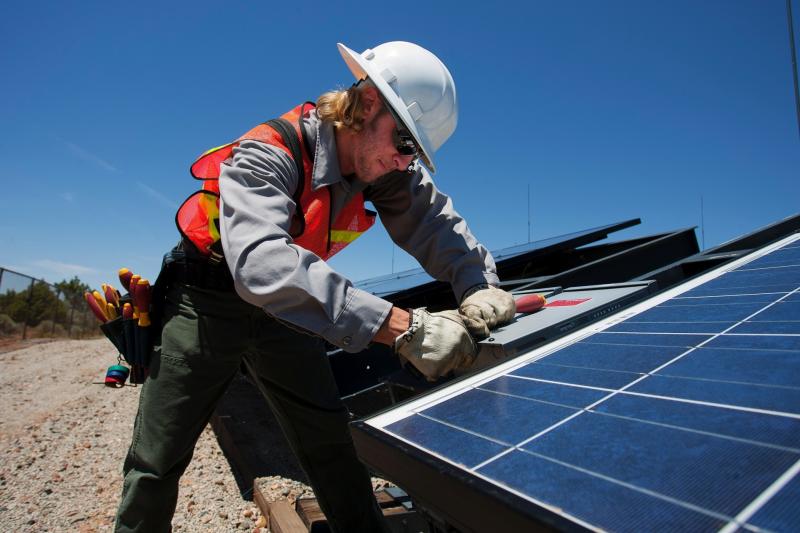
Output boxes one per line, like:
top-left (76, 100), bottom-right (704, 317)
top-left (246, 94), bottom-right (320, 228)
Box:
top-left (0, 313), bottom-right (20, 336)
top-left (29, 320), bottom-right (67, 338)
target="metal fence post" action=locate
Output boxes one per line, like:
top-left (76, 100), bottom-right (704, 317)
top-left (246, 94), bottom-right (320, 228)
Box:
top-left (51, 289), bottom-right (60, 335)
top-left (21, 278), bottom-right (35, 340)
top-left (68, 306), bottom-right (75, 338)
top-left (82, 308), bottom-right (89, 339)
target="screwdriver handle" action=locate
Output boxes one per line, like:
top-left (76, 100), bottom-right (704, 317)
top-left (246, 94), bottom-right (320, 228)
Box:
top-left (135, 279), bottom-right (152, 327)
top-left (516, 294), bottom-right (547, 314)
top-left (118, 268), bottom-right (133, 292)
top-left (84, 292), bottom-right (108, 323)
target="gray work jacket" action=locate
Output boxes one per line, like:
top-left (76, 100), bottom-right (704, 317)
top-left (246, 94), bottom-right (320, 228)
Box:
top-left (219, 110), bottom-right (499, 353)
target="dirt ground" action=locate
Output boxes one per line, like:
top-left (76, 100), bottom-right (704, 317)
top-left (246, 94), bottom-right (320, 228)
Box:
top-left (0, 338), bottom-right (290, 531)
top-left (0, 337), bottom-right (397, 532)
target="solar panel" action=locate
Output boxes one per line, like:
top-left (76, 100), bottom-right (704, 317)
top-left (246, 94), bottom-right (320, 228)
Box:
top-left (353, 234), bottom-right (800, 532)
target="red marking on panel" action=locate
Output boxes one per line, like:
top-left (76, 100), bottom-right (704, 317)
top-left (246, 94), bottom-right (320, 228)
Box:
top-left (544, 298), bottom-right (591, 307)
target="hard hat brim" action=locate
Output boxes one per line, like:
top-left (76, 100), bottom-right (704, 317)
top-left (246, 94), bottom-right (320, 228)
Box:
top-left (337, 42), bottom-right (436, 173)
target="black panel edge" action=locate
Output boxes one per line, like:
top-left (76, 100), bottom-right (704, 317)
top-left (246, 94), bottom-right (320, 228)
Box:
top-left (514, 228), bottom-right (698, 292)
top-left (491, 218), bottom-right (642, 267)
top-left (375, 219), bottom-right (642, 304)
top-left (635, 214), bottom-right (800, 290)
top-left (351, 422), bottom-right (587, 533)
top-left (709, 213), bottom-right (799, 254)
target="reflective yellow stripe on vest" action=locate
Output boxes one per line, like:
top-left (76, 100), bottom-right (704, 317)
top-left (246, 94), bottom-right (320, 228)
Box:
top-left (329, 230), bottom-right (363, 245)
top-left (200, 193), bottom-right (221, 242)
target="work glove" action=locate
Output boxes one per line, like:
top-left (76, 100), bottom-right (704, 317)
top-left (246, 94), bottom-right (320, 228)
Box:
top-left (459, 284), bottom-right (516, 338)
top-left (395, 309), bottom-right (477, 381)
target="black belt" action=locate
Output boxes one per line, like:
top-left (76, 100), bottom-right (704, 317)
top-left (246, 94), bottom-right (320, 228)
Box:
top-left (162, 241), bottom-right (235, 291)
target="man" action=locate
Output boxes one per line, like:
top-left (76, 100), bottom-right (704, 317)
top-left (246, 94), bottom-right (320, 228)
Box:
top-left (115, 41), bottom-right (515, 532)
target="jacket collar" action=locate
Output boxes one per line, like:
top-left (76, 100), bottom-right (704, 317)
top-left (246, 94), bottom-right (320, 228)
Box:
top-left (306, 112), bottom-right (348, 191)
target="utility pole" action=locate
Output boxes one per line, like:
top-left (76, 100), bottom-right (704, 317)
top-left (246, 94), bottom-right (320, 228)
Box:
top-left (701, 196), bottom-right (706, 250)
top-left (527, 183), bottom-right (531, 243)
top-left (788, 0), bottom-right (800, 138)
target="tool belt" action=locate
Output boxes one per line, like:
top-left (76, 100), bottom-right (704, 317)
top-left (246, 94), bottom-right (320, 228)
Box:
top-left (163, 239), bottom-right (236, 292)
top-left (97, 240), bottom-right (233, 384)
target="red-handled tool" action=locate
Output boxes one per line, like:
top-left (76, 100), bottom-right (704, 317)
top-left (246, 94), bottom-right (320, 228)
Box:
top-left (103, 283), bottom-right (120, 309)
top-left (516, 293), bottom-right (547, 314)
top-left (129, 275), bottom-right (141, 319)
top-left (84, 291), bottom-right (108, 323)
top-left (131, 279), bottom-right (152, 383)
top-left (135, 279), bottom-right (152, 327)
top-left (118, 268), bottom-right (133, 292)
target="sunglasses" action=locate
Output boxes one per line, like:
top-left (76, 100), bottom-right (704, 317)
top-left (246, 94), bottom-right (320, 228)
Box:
top-left (382, 99), bottom-right (420, 157)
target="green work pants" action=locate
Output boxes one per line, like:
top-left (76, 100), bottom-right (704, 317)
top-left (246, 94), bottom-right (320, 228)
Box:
top-left (114, 283), bottom-right (387, 532)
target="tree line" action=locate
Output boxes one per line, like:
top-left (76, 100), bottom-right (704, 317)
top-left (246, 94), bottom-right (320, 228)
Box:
top-left (0, 276), bottom-right (91, 335)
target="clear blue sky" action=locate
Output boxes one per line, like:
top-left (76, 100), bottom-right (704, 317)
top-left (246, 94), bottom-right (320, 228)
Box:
top-left (1, 1), bottom-right (798, 292)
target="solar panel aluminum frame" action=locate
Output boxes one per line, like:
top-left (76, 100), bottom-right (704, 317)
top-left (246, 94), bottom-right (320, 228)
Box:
top-left (351, 232), bottom-right (800, 533)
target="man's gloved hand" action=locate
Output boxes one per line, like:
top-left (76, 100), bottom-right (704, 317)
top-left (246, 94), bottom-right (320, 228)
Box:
top-left (395, 309), bottom-right (477, 381)
top-left (459, 284), bottom-right (516, 338)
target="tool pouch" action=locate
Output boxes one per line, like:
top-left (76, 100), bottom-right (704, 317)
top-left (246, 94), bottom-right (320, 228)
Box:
top-left (97, 259), bottom-right (169, 384)
top-left (98, 295), bottom-right (145, 383)
top-left (100, 241), bottom-right (229, 383)
top-left (99, 313), bottom-right (127, 357)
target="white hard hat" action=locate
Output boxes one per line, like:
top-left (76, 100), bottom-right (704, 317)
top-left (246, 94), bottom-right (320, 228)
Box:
top-left (337, 41), bottom-right (458, 173)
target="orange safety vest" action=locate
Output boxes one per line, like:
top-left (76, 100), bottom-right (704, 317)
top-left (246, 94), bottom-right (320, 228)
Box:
top-left (176, 103), bottom-right (376, 261)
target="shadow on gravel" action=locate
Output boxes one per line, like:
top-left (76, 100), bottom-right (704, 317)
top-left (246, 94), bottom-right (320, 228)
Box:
top-left (211, 371), bottom-right (309, 498)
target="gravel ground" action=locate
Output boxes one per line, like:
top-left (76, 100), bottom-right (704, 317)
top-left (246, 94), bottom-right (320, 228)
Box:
top-left (0, 338), bottom-right (330, 532)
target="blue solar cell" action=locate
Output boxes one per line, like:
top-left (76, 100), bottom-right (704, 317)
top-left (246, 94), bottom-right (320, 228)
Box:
top-left (730, 321), bottom-right (800, 334)
top-left (702, 266), bottom-right (800, 293)
top-left (666, 293), bottom-right (781, 306)
top-left (512, 362), bottom-right (642, 389)
top-left (419, 388), bottom-right (579, 445)
top-left (585, 332), bottom-right (711, 347)
top-left (706, 334), bottom-right (800, 351)
top-left (785, 292), bottom-right (800, 302)
top-left (478, 375), bottom-right (607, 409)
top-left (519, 412), bottom-right (799, 516)
top-left (594, 393), bottom-right (800, 450)
top-left (629, 302), bottom-right (767, 322)
top-left (538, 341), bottom-right (689, 372)
top-left (750, 301), bottom-right (800, 321)
top-left (683, 283), bottom-right (797, 297)
top-left (655, 346), bottom-right (800, 388)
top-left (735, 247), bottom-right (800, 269)
top-left (606, 321), bottom-right (732, 334)
top-left (384, 414), bottom-right (507, 468)
top-left (748, 473), bottom-right (800, 532)
top-left (477, 449), bottom-right (726, 532)
top-left (628, 375), bottom-right (800, 413)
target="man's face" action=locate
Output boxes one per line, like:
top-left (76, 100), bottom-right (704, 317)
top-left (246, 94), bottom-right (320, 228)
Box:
top-left (351, 91), bottom-right (417, 183)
